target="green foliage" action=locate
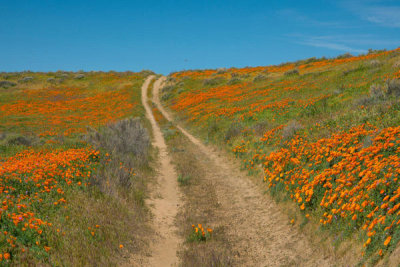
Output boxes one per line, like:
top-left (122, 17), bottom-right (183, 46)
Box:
top-left (177, 174), bottom-right (192, 186)
top-left (188, 224), bottom-right (212, 242)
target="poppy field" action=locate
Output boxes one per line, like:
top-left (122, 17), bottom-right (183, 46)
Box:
top-left (0, 71), bottom-right (151, 265)
top-left (163, 48), bottom-right (400, 264)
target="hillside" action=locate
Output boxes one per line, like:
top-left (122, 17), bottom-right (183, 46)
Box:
top-left (0, 48), bottom-right (400, 266)
top-left (161, 48), bottom-right (400, 266)
top-left (0, 71), bottom-right (155, 265)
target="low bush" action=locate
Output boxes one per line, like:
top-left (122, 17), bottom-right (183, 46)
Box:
top-left (367, 60), bottom-right (382, 68)
top-left (162, 85), bottom-right (175, 101)
top-left (86, 117), bottom-right (150, 164)
top-left (0, 133), bottom-right (39, 147)
top-left (0, 80), bottom-right (17, 88)
top-left (251, 120), bottom-right (271, 137)
top-left (216, 68), bottom-right (227, 74)
top-left (387, 79), bottom-right (400, 97)
top-left (224, 122), bottom-right (243, 141)
top-left (282, 121), bottom-right (303, 140)
top-left (253, 74), bottom-right (268, 82)
top-left (85, 118), bottom-right (150, 195)
top-left (227, 77), bottom-right (242, 85)
top-left (369, 84), bottom-right (386, 99)
top-left (139, 70), bottom-right (155, 77)
top-left (284, 68), bottom-right (299, 76)
top-left (336, 52), bottom-right (353, 59)
top-left (203, 77), bottom-right (225, 86)
top-left (19, 76), bottom-right (33, 82)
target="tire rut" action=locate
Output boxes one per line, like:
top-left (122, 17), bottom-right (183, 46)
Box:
top-left (136, 75), bottom-right (181, 267)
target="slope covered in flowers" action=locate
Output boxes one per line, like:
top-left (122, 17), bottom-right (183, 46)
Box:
top-left (0, 148), bottom-right (98, 260)
top-left (163, 48), bottom-right (400, 263)
top-left (0, 72), bottom-right (144, 137)
top-left (0, 71), bottom-right (149, 264)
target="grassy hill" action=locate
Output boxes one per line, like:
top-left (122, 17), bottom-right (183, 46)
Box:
top-left (0, 71), bottom-right (154, 265)
top-left (161, 48), bottom-right (400, 265)
top-left (1, 47), bottom-right (399, 265)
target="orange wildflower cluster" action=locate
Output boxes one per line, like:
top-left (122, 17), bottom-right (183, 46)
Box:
top-left (263, 124), bottom-right (400, 253)
top-left (260, 125), bottom-right (284, 143)
top-left (168, 49), bottom-right (396, 124)
top-left (171, 78), bottom-right (330, 122)
top-left (0, 85), bottom-right (136, 136)
top-left (172, 83), bottom-right (249, 121)
top-left (191, 224), bottom-right (212, 241)
top-left (394, 70), bottom-right (400, 79)
top-left (0, 148), bottom-right (99, 257)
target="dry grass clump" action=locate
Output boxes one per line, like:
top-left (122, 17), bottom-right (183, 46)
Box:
top-left (336, 52), bottom-right (353, 59)
top-left (386, 78), bottom-right (400, 97)
top-left (86, 118), bottom-right (150, 164)
top-left (216, 68), bottom-right (227, 74)
top-left (19, 76), bottom-right (33, 83)
top-left (284, 68), bottom-right (300, 76)
top-left (282, 120), bottom-right (303, 140)
top-left (369, 84), bottom-right (386, 99)
top-left (253, 74), bottom-right (268, 82)
top-left (227, 77), bottom-right (242, 85)
top-left (368, 79), bottom-right (400, 100)
top-left (139, 70), bottom-right (155, 77)
top-left (224, 122), bottom-right (243, 141)
top-left (74, 74), bottom-right (85, 79)
top-left (251, 120), bottom-right (271, 137)
top-left (367, 59), bottom-right (382, 68)
top-left (0, 132), bottom-right (39, 147)
top-left (161, 84), bottom-right (176, 101)
top-left (203, 77), bottom-right (225, 86)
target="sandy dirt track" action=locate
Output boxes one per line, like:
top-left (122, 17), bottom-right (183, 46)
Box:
top-left (138, 76), bottom-right (181, 267)
top-left (151, 76), bottom-right (335, 266)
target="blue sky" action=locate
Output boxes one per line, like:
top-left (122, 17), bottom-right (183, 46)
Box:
top-left (0, 0), bottom-right (399, 74)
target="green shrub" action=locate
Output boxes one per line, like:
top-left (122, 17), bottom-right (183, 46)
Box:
top-left (177, 174), bottom-right (192, 186)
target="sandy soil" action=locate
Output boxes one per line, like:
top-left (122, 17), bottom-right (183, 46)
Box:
top-left (135, 75), bottom-right (182, 267)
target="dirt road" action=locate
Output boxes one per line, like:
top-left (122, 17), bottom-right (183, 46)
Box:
top-left (151, 76), bottom-right (334, 266)
top-left (140, 76), bottom-right (181, 267)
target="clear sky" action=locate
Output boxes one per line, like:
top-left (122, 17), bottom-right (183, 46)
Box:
top-left (1, 0), bottom-right (399, 74)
